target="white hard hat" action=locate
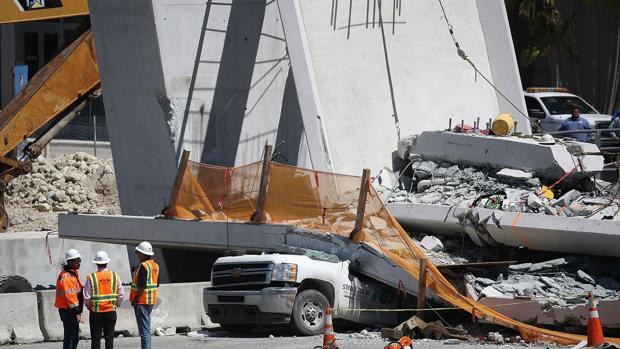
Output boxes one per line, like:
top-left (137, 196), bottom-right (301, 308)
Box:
top-left (135, 241), bottom-right (154, 256)
top-left (64, 249), bottom-right (81, 263)
top-left (540, 134), bottom-right (556, 145)
top-left (93, 250), bottom-right (111, 265)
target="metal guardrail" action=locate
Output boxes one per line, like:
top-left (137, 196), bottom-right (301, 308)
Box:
top-left (536, 128), bottom-right (620, 150)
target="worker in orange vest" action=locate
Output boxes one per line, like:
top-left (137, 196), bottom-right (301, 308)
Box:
top-left (84, 250), bottom-right (124, 349)
top-left (130, 241), bottom-right (159, 349)
top-left (55, 248), bottom-right (84, 349)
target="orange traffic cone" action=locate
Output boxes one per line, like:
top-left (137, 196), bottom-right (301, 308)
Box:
top-left (322, 307), bottom-right (338, 349)
top-left (587, 291), bottom-right (605, 347)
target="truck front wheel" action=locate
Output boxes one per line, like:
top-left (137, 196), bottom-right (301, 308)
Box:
top-left (291, 289), bottom-right (329, 336)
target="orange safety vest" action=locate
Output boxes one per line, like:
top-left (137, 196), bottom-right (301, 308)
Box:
top-left (55, 269), bottom-right (83, 309)
top-left (87, 270), bottom-right (120, 312)
top-left (130, 259), bottom-right (159, 305)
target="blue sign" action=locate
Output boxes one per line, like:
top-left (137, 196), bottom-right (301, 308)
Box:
top-left (14, 65), bottom-right (28, 95)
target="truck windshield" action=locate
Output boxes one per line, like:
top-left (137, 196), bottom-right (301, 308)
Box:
top-left (540, 96), bottom-right (596, 115)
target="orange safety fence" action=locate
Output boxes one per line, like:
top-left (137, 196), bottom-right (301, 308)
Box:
top-left (166, 159), bottom-right (619, 345)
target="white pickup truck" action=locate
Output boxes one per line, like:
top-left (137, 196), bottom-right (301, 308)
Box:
top-left (523, 88), bottom-right (612, 133)
top-left (203, 250), bottom-right (409, 335)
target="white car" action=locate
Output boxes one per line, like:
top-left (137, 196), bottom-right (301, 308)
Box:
top-left (523, 88), bottom-right (612, 134)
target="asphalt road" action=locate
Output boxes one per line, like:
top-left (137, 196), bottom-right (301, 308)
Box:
top-left (10, 332), bottom-right (560, 349)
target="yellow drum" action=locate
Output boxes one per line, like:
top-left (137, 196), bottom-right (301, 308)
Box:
top-left (491, 114), bottom-right (515, 136)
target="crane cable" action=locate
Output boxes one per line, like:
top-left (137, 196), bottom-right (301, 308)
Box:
top-left (437, 0), bottom-right (546, 134)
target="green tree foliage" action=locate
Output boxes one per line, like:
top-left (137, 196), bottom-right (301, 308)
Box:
top-left (506, 0), bottom-right (576, 85)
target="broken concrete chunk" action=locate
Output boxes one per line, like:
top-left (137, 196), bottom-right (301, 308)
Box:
top-left (582, 197), bottom-right (611, 205)
top-left (552, 189), bottom-right (581, 207)
top-left (509, 263), bottom-right (532, 272)
top-left (441, 339), bottom-right (461, 345)
top-left (376, 167), bottom-right (398, 189)
top-left (487, 332), bottom-right (504, 343)
top-left (540, 276), bottom-right (560, 289)
top-left (419, 192), bottom-right (443, 204)
top-left (528, 258), bottom-right (567, 272)
top-left (36, 203), bottom-right (51, 212)
top-left (525, 178), bottom-right (541, 187)
top-left (465, 283), bottom-right (479, 301)
top-left (481, 286), bottom-right (506, 298)
top-left (417, 178), bottom-right (449, 192)
top-left (397, 135), bottom-right (417, 160)
top-left (496, 168), bottom-right (533, 181)
top-left (420, 236), bottom-right (444, 252)
top-left (408, 153), bottom-right (423, 162)
top-left (476, 277), bottom-right (495, 286)
top-left (526, 193), bottom-right (543, 209)
top-left (543, 205), bottom-right (558, 216)
top-left (568, 201), bottom-right (594, 216)
top-left (413, 160), bottom-right (438, 179)
top-left (577, 270), bottom-right (595, 284)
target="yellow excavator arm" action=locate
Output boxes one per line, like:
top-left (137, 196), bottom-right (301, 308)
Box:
top-left (0, 0), bottom-right (100, 231)
top-left (0, 30), bottom-right (100, 158)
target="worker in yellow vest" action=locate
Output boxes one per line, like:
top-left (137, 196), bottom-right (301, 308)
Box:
top-left (84, 251), bottom-right (124, 349)
top-left (130, 241), bottom-right (159, 349)
top-left (55, 249), bottom-right (83, 349)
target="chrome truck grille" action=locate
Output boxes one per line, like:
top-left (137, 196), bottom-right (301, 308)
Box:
top-left (211, 262), bottom-right (274, 287)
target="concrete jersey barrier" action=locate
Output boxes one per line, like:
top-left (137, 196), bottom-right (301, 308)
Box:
top-left (149, 282), bottom-right (211, 330)
top-left (37, 286), bottom-right (138, 341)
top-left (36, 282), bottom-right (211, 341)
top-left (0, 292), bottom-right (44, 344)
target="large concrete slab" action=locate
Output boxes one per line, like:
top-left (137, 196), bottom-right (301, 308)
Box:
top-left (59, 214), bottom-right (290, 252)
top-left (58, 214), bottom-right (436, 302)
top-left (387, 202), bottom-right (620, 258)
top-left (411, 131), bottom-right (604, 180)
top-left (0, 231), bottom-right (130, 288)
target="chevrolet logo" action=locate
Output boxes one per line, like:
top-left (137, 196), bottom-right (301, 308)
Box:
top-left (230, 268), bottom-right (243, 278)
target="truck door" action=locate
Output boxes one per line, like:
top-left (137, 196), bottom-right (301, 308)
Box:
top-left (525, 96), bottom-right (551, 132)
top-left (336, 263), bottom-right (403, 327)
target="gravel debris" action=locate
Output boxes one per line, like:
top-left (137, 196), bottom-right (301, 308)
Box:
top-left (5, 152), bottom-right (121, 232)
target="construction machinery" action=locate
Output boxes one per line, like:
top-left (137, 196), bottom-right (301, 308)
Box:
top-left (0, 0), bottom-right (99, 231)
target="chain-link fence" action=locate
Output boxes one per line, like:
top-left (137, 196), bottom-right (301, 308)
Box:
top-left (45, 95), bottom-right (111, 158)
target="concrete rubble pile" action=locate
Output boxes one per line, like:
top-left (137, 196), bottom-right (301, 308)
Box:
top-left (465, 259), bottom-right (620, 306)
top-left (382, 133), bottom-right (619, 219)
top-left (370, 130), bottom-right (620, 329)
top-left (5, 152), bottom-right (121, 232)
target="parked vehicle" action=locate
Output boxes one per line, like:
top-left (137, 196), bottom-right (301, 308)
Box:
top-left (524, 88), bottom-right (612, 133)
top-left (203, 250), bottom-right (410, 335)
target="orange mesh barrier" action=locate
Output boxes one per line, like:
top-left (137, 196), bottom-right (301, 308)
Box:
top-left (167, 160), bottom-right (618, 345)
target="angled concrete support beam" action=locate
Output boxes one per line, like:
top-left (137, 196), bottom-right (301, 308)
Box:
top-left (277, 0), bottom-right (334, 172)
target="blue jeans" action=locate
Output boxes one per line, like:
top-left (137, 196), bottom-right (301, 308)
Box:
top-left (58, 308), bottom-right (80, 349)
top-left (133, 304), bottom-right (153, 349)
